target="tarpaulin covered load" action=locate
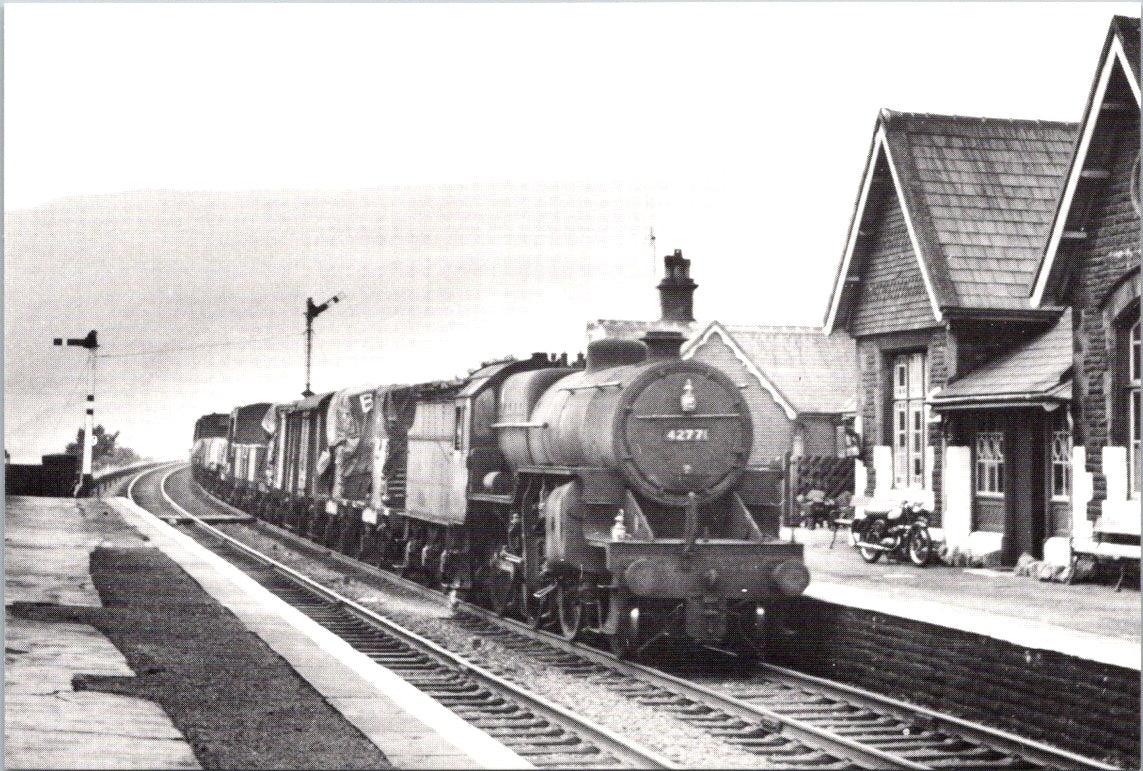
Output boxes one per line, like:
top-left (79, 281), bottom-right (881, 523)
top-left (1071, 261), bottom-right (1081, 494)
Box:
top-left (328, 384), bottom-right (379, 502)
top-left (262, 403), bottom-right (294, 491)
top-left (369, 382), bottom-right (451, 512)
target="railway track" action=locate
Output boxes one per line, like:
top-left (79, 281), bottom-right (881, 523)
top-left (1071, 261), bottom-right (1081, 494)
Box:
top-left (129, 464), bottom-right (675, 770)
top-left (146, 465), bottom-right (1121, 770)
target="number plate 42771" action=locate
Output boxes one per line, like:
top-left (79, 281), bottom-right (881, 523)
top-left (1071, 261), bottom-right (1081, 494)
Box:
top-left (664, 428), bottom-right (710, 442)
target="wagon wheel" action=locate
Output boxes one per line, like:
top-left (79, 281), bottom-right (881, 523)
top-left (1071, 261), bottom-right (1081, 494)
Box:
top-left (337, 518), bottom-right (354, 556)
top-left (308, 508), bottom-right (324, 540)
top-left (556, 583), bottom-right (582, 641)
top-left (398, 541), bottom-right (418, 577)
top-left (488, 568), bottom-right (516, 617)
top-left (725, 604), bottom-right (766, 663)
top-left (354, 526), bottom-right (372, 562)
top-left (520, 581), bottom-right (544, 629)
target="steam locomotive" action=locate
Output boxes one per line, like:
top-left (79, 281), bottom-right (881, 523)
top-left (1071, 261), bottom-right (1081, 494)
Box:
top-left (192, 253), bottom-right (809, 658)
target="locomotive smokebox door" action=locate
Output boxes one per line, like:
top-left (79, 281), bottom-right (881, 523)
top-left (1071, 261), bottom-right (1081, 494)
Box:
top-left (616, 362), bottom-right (752, 506)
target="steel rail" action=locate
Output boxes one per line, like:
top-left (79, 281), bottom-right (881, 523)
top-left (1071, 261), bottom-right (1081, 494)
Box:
top-left (182, 469), bottom-right (1120, 771)
top-left (183, 477), bottom-right (923, 768)
top-left (142, 464), bottom-right (676, 770)
top-left (125, 460), bottom-right (185, 503)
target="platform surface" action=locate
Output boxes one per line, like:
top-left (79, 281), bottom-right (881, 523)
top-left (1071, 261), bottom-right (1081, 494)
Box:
top-left (4, 496), bottom-right (201, 770)
top-left (5, 495), bottom-right (530, 770)
top-left (786, 525), bottom-right (1140, 670)
top-left (108, 495), bottom-right (530, 770)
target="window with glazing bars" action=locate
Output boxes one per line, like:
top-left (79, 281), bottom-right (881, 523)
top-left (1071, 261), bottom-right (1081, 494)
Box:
top-left (1051, 429), bottom-right (1071, 500)
top-left (975, 431), bottom-right (1004, 496)
top-left (892, 352), bottom-right (926, 487)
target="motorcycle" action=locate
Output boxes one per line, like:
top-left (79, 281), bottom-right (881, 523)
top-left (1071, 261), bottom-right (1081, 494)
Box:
top-left (851, 500), bottom-right (934, 566)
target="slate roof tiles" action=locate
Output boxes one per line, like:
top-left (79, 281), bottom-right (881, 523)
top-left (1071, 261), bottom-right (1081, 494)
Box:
top-left (931, 308), bottom-right (1072, 405)
top-left (881, 110), bottom-right (1078, 310)
top-left (718, 324), bottom-right (856, 415)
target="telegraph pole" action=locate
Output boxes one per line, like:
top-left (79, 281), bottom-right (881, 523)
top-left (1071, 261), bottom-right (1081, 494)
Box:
top-left (303, 293), bottom-right (343, 397)
top-left (53, 329), bottom-right (99, 495)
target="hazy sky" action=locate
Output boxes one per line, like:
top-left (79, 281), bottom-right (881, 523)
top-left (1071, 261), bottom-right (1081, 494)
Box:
top-left (4, 2), bottom-right (1136, 462)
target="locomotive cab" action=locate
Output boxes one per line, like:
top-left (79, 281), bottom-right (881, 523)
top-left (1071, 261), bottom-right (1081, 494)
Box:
top-left (401, 353), bottom-right (574, 584)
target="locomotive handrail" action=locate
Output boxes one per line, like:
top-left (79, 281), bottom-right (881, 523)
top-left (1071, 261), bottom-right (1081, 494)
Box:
top-left (633, 413), bottom-right (742, 419)
top-left (488, 421), bottom-right (549, 429)
top-left (560, 381), bottom-right (622, 391)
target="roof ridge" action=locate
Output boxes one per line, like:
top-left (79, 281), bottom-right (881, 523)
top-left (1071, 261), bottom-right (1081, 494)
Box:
top-left (880, 107), bottom-right (1075, 129)
top-left (724, 323), bottom-right (830, 333)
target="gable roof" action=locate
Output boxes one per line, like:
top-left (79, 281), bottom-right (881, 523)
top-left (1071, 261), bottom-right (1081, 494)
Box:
top-left (682, 321), bottom-right (856, 417)
top-left (825, 110), bottom-right (1077, 333)
top-left (1031, 16), bottom-right (1141, 307)
top-left (930, 308), bottom-right (1072, 410)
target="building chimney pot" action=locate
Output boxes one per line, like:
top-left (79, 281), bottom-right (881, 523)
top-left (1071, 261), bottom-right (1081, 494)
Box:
top-left (657, 249), bottom-right (697, 322)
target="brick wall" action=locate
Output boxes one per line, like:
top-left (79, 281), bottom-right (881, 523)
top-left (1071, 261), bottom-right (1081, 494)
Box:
top-left (688, 332), bottom-right (795, 465)
top-left (801, 416), bottom-right (839, 457)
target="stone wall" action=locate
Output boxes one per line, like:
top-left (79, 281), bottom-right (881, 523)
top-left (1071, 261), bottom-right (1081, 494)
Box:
top-left (769, 597), bottom-right (1140, 767)
top-left (1063, 73), bottom-right (1141, 522)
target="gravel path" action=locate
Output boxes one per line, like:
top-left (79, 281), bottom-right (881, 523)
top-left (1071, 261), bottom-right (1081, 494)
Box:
top-left (217, 522), bottom-right (784, 768)
top-left (11, 545), bottom-right (393, 770)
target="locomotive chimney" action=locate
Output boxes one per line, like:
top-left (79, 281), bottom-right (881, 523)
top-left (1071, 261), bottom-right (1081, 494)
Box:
top-left (658, 249), bottom-right (697, 322)
top-left (641, 330), bottom-right (686, 361)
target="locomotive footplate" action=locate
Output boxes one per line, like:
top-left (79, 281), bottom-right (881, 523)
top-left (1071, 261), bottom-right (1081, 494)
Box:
top-left (595, 539), bottom-right (806, 644)
top-left (598, 538), bottom-right (807, 600)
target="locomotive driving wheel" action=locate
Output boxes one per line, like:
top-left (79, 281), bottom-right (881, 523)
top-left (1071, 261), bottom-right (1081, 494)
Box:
top-left (556, 583), bottom-right (582, 641)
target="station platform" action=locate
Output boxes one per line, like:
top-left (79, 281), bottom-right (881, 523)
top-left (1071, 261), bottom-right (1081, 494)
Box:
top-left (784, 525), bottom-right (1140, 671)
top-left (4, 495), bottom-right (530, 770)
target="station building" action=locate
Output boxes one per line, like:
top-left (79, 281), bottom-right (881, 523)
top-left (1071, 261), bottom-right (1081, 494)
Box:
top-left (825, 15), bottom-right (1140, 571)
top-left (1029, 15), bottom-right (1141, 571)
